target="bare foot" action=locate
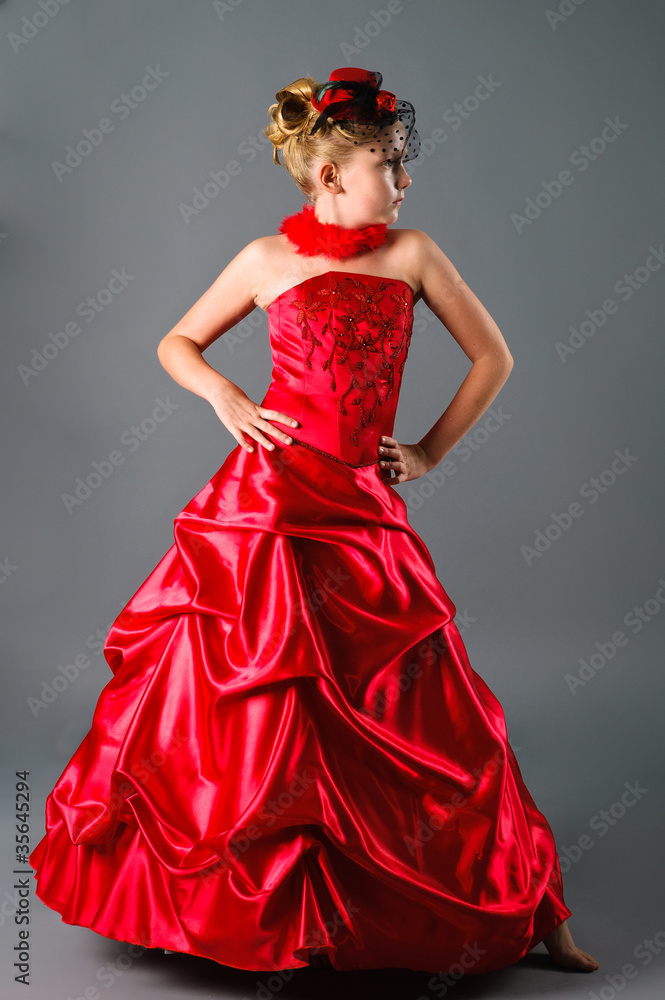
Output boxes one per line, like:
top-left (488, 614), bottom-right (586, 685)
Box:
top-left (543, 919), bottom-right (599, 972)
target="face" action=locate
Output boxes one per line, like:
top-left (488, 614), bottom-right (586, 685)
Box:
top-left (312, 121), bottom-right (413, 227)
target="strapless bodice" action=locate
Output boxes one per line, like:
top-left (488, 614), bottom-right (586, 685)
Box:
top-left (260, 270), bottom-right (414, 467)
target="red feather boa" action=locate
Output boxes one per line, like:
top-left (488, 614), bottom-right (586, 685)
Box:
top-left (278, 204), bottom-right (388, 259)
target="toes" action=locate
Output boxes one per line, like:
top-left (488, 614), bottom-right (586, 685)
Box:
top-left (548, 945), bottom-right (599, 972)
top-left (568, 951), bottom-right (599, 971)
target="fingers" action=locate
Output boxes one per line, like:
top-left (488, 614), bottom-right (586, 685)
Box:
top-left (259, 409), bottom-right (300, 444)
top-left (378, 435), bottom-right (396, 454)
top-left (378, 439), bottom-right (401, 470)
top-left (242, 408), bottom-right (300, 453)
top-left (261, 409), bottom-right (300, 430)
top-left (243, 426), bottom-right (285, 452)
top-left (377, 438), bottom-right (407, 484)
top-left (236, 434), bottom-right (256, 454)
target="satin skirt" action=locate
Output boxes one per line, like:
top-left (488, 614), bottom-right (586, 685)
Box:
top-left (28, 439), bottom-right (571, 973)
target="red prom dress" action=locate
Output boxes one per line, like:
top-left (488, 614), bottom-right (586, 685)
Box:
top-left (29, 209), bottom-right (572, 974)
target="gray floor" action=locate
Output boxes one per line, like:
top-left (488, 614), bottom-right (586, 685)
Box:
top-left (3, 798), bottom-right (664, 1000)
top-left (5, 893), bottom-right (665, 1000)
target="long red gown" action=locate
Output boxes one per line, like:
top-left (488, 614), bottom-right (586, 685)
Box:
top-left (29, 269), bottom-right (571, 973)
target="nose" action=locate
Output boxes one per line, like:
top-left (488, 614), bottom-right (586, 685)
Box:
top-left (397, 161), bottom-right (412, 191)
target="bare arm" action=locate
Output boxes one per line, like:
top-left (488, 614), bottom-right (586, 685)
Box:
top-left (157, 239), bottom-right (299, 454)
top-left (413, 231), bottom-right (513, 469)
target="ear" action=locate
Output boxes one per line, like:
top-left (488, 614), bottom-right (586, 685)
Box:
top-left (317, 161), bottom-right (341, 193)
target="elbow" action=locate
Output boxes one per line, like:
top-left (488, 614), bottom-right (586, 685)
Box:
top-left (498, 354), bottom-right (514, 386)
top-left (157, 333), bottom-right (177, 361)
top-left (493, 345), bottom-right (514, 374)
top-left (480, 351), bottom-right (513, 390)
top-left (477, 350), bottom-right (513, 376)
top-left (158, 332), bottom-right (201, 358)
top-left (156, 335), bottom-right (176, 371)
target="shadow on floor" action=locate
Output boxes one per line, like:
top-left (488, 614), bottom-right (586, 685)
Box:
top-left (129, 945), bottom-right (601, 1000)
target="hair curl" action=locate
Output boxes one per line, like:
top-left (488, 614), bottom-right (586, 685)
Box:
top-left (264, 75), bottom-right (384, 200)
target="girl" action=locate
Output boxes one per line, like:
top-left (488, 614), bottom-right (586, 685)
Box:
top-left (30, 67), bottom-right (598, 977)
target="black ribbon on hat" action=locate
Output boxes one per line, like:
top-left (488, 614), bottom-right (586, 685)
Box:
top-left (309, 71), bottom-right (397, 136)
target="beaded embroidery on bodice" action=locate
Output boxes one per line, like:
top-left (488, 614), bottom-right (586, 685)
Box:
top-left (260, 271), bottom-right (414, 468)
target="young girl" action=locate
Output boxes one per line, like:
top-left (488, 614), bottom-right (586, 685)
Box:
top-left (29, 67), bottom-right (598, 977)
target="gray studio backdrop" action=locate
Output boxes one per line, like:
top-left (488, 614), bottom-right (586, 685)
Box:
top-left (2, 2), bottom-right (664, 999)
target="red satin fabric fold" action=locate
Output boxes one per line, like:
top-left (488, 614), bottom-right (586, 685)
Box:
top-left (29, 271), bottom-right (571, 973)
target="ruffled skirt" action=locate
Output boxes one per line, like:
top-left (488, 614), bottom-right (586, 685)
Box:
top-left (29, 439), bottom-right (571, 972)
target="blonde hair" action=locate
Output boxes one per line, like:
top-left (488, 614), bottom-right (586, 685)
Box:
top-left (264, 75), bottom-right (384, 200)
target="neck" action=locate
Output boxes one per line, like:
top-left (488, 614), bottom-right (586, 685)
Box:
top-left (311, 201), bottom-right (381, 229)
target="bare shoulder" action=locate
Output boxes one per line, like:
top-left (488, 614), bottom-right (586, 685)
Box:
top-left (382, 228), bottom-right (459, 302)
top-left (204, 234), bottom-right (282, 312)
top-left (158, 237), bottom-right (273, 353)
top-left (394, 229), bottom-right (513, 365)
top-left (218, 233), bottom-right (283, 278)
top-left (222, 235), bottom-right (276, 287)
top-left (242, 233), bottom-right (295, 283)
top-left (389, 228), bottom-right (463, 292)
top-left (246, 234), bottom-right (285, 260)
